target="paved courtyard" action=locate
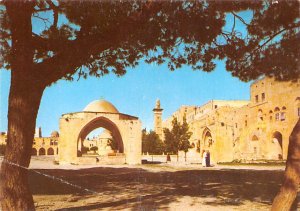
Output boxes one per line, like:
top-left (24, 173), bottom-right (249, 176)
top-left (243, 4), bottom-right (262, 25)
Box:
top-left (1, 157), bottom-right (299, 210)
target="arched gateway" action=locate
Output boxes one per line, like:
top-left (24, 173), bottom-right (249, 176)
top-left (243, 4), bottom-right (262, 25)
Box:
top-left (58, 100), bottom-right (142, 165)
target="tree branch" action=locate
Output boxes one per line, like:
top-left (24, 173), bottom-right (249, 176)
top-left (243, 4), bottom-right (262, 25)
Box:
top-left (231, 13), bottom-right (236, 35)
top-left (255, 22), bottom-right (300, 51)
top-left (46, 0), bottom-right (59, 29)
top-left (231, 12), bottom-right (249, 26)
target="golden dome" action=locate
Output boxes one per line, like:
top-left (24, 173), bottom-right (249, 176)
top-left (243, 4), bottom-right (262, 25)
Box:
top-left (83, 99), bottom-right (119, 113)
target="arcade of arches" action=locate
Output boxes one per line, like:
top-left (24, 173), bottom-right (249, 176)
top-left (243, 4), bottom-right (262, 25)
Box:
top-left (30, 132), bottom-right (59, 156)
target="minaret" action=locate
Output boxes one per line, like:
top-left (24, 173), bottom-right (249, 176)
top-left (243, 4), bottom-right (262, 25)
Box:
top-left (153, 99), bottom-right (163, 140)
top-left (34, 127), bottom-right (42, 138)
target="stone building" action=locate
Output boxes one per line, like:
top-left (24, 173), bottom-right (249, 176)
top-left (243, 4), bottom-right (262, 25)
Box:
top-left (31, 130), bottom-right (59, 156)
top-left (82, 129), bottom-right (115, 156)
top-left (160, 77), bottom-right (300, 163)
top-left (0, 130), bottom-right (59, 156)
top-left (58, 99), bottom-right (142, 165)
top-left (0, 132), bottom-right (7, 145)
top-left (1, 100), bottom-right (142, 165)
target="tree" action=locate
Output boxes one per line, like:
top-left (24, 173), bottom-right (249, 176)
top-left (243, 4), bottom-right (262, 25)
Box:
top-left (213, 2), bottom-right (300, 210)
top-left (164, 116), bottom-right (192, 161)
top-left (142, 129), bottom-right (164, 155)
top-left (0, 1), bottom-right (299, 210)
top-left (178, 116), bottom-right (193, 162)
top-left (163, 128), bottom-right (177, 154)
top-left (90, 146), bottom-right (98, 154)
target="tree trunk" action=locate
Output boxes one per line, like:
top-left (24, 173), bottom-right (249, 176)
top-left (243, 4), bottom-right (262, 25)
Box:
top-left (0, 2), bottom-right (45, 210)
top-left (271, 119), bottom-right (300, 211)
top-left (0, 73), bottom-right (45, 210)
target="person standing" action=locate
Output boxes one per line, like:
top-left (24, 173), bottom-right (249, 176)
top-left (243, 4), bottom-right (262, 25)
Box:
top-left (166, 153), bottom-right (171, 163)
top-left (202, 150), bottom-right (206, 167)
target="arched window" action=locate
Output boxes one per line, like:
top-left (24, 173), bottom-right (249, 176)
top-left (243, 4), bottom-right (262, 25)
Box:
top-left (269, 110), bottom-right (273, 121)
top-left (274, 107), bottom-right (280, 121)
top-left (252, 135), bottom-right (259, 141)
top-left (281, 107), bottom-right (286, 121)
top-left (258, 109), bottom-right (263, 121)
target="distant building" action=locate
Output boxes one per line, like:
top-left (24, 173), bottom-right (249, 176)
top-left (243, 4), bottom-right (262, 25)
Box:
top-left (31, 130), bottom-right (59, 156)
top-left (0, 132), bottom-right (7, 145)
top-left (0, 129), bottom-right (59, 156)
top-left (159, 77), bottom-right (300, 163)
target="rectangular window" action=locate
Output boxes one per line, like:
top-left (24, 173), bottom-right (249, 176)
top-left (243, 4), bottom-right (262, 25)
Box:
top-left (298, 108), bottom-right (300, 117)
top-left (281, 112), bottom-right (286, 121)
top-left (245, 120), bottom-right (248, 127)
top-left (214, 105), bottom-right (218, 109)
top-left (275, 113), bottom-right (280, 121)
top-left (255, 95), bottom-right (259, 103)
top-left (262, 93), bottom-right (265, 101)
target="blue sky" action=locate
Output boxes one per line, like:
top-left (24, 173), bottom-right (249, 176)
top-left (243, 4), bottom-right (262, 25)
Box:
top-left (0, 10), bottom-right (253, 136)
top-left (0, 61), bottom-right (251, 136)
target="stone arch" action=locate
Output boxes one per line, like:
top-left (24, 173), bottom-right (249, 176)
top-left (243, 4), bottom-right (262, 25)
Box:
top-left (31, 148), bottom-right (37, 156)
top-left (272, 131), bottom-right (283, 159)
top-left (39, 148), bottom-right (46, 156)
top-left (252, 135), bottom-right (259, 141)
top-left (249, 133), bottom-right (260, 157)
top-left (77, 116), bottom-right (124, 157)
top-left (47, 147), bottom-right (54, 155)
top-left (202, 127), bottom-right (213, 148)
top-left (257, 109), bottom-right (263, 121)
top-left (269, 110), bottom-right (273, 121)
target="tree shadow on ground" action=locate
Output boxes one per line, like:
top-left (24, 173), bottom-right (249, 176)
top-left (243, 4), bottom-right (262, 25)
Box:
top-left (28, 166), bottom-right (299, 210)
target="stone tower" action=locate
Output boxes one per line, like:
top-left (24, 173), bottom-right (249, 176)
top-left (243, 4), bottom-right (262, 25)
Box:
top-left (34, 127), bottom-right (42, 138)
top-left (153, 99), bottom-right (163, 140)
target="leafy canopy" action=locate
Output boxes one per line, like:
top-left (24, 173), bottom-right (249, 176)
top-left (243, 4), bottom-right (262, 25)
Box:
top-left (142, 129), bottom-right (164, 155)
top-left (1, 1), bottom-right (298, 86)
top-left (163, 116), bottom-right (192, 154)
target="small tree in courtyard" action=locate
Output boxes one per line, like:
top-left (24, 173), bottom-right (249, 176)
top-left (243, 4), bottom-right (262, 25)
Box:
top-left (90, 146), bottom-right (98, 154)
top-left (164, 116), bottom-right (192, 161)
top-left (178, 116), bottom-right (193, 162)
top-left (142, 129), bottom-right (164, 155)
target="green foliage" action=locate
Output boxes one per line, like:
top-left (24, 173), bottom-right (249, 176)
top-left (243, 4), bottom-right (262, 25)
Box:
top-left (90, 146), bottom-right (98, 152)
top-left (163, 115), bottom-right (193, 155)
top-left (2, 1), bottom-right (298, 86)
top-left (0, 144), bottom-right (6, 156)
top-left (142, 129), bottom-right (164, 155)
